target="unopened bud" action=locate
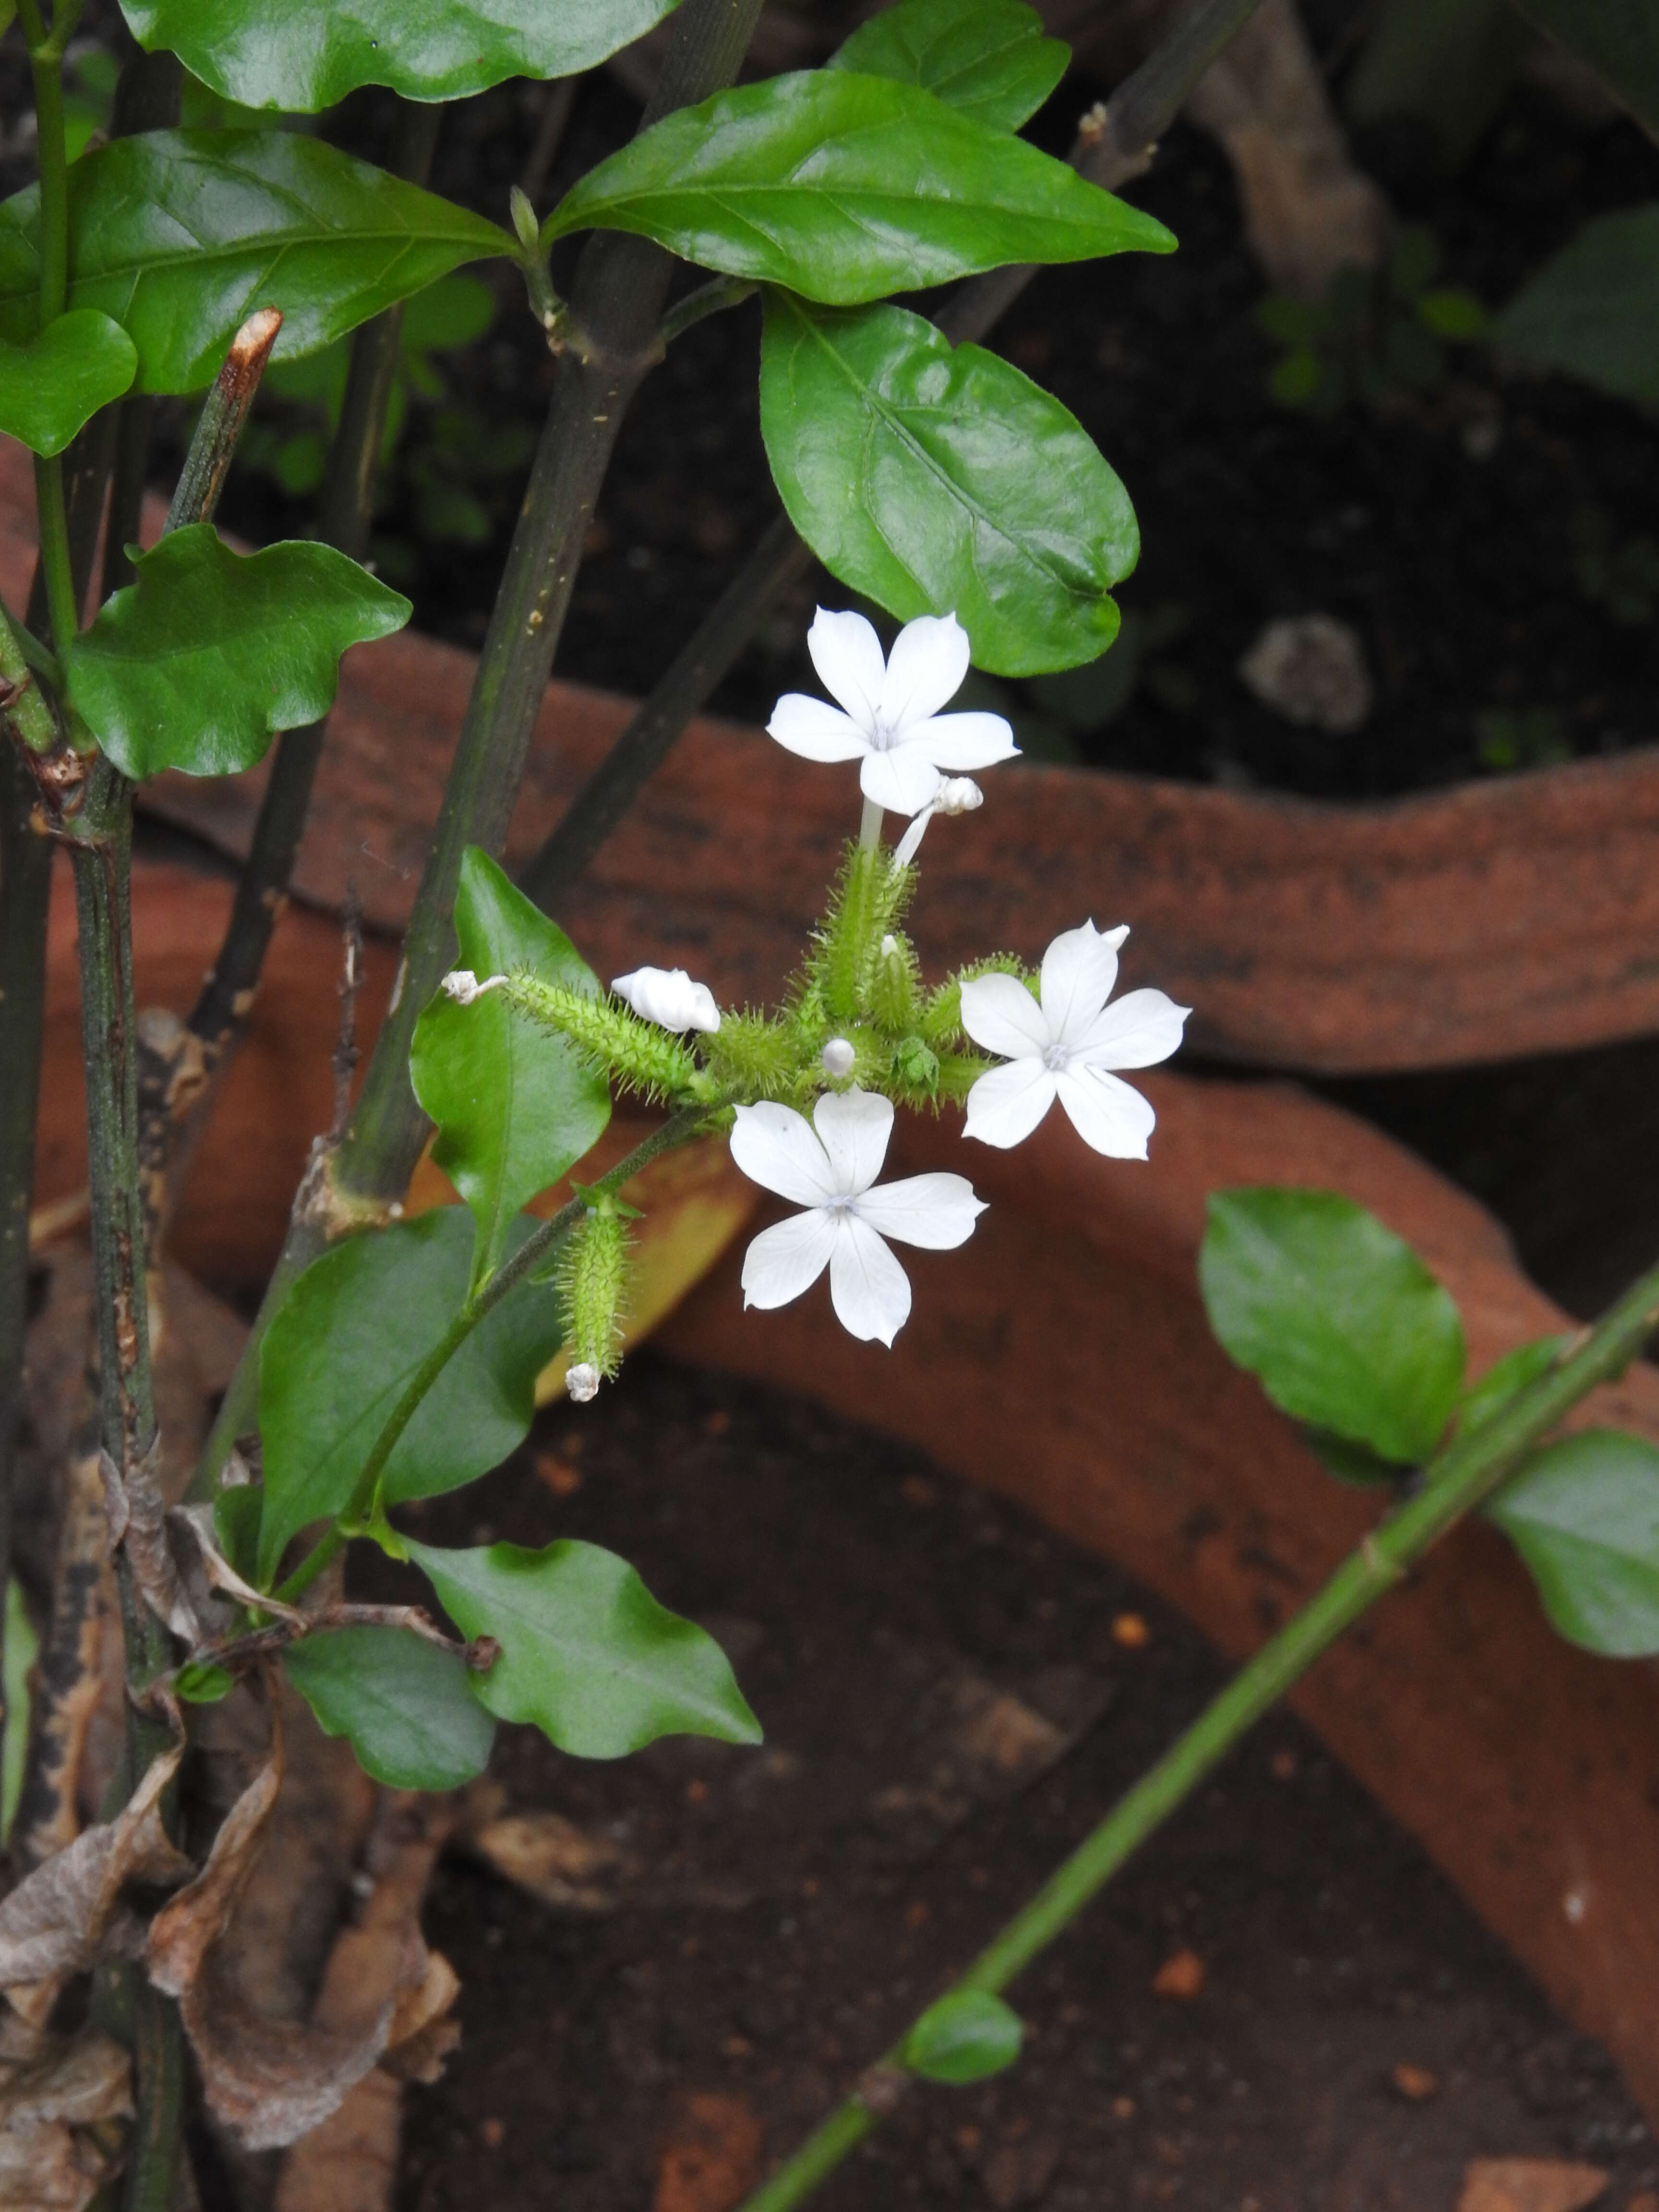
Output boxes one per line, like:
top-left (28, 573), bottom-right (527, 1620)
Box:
top-left (509, 184), bottom-right (540, 255)
top-left (821, 1036), bottom-right (856, 1078)
top-left (935, 777), bottom-right (983, 817)
top-left (879, 934), bottom-right (899, 960)
top-left (566, 1361), bottom-right (601, 1404)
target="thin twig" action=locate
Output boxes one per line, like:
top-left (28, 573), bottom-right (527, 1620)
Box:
top-left (329, 887), bottom-right (365, 1144)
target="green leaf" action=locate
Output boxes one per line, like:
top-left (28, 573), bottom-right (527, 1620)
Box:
top-left (63, 525), bottom-right (410, 781)
top-left (0, 309), bottom-right (136, 457)
top-left (543, 71), bottom-right (1175, 306)
top-left (410, 850), bottom-right (612, 1282)
top-left (1457, 1335), bottom-right (1570, 1437)
top-left (1302, 1428), bottom-right (1400, 1487)
top-left (175, 1661), bottom-right (236, 1704)
top-left (1198, 1189), bottom-right (1466, 1466)
top-left (405, 1538), bottom-right (762, 1758)
top-left (1490, 205), bottom-right (1659, 409)
top-left (902, 1990), bottom-right (1023, 2083)
top-left (1416, 286), bottom-right (1488, 340)
top-left (1487, 1430), bottom-right (1659, 1657)
top-left (830, 0), bottom-right (1068, 132)
top-left (1507, 0), bottom-right (1659, 139)
top-left (760, 293), bottom-right (1136, 675)
top-left (284, 1625), bottom-right (496, 1791)
top-left (213, 1484), bottom-right (264, 1586)
top-left (257, 1208), bottom-right (563, 1587)
top-left (0, 132), bottom-right (512, 395)
top-left (119, 0), bottom-right (686, 110)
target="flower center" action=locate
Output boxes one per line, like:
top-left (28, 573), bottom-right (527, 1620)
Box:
top-left (1043, 1042), bottom-right (1071, 1073)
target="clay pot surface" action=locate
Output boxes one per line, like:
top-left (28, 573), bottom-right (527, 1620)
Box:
top-left (33, 860), bottom-right (1659, 2130)
top-left (5, 433), bottom-right (1659, 1076)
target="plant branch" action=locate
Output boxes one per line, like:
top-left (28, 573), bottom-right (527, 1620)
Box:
top-left (736, 1255), bottom-right (1659, 2212)
top-left (520, 0), bottom-right (1269, 911)
top-left (272, 1101), bottom-right (722, 1608)
top-left (193, 0), bottom-right (768, 1498)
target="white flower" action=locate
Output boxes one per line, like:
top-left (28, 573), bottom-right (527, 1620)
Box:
top-left (766, 609), bottom-right (1018, 816)
top-left (820, 1036), bottom-right (857, 1078)
top-left (441, 969), bottom-right (507, 1005)
top-left (731, 1088), bottom-right (986, 1345)
top-left (566, 1361), bottom-right (601, 1403)
top-left (893, 775), bottom-right (983, 866)
top-left (612, 964), bottom-right (721, 1034)
top-left (960, 922), bottom-right (1189, 1158)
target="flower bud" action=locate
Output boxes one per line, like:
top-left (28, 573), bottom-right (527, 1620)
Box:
top-left (611, 964), bottom-right (721, 1034)
top-left (566, 1361), bottom-right (601, 1404)
top-left (821, 1036), bottom-right (856, 1078)
top-left (555, 1207), bottom-right (631, 1393)
top-left (509, 184), bottom-right (540, 255)
top-left (441, 969), bottom-right (506, 1006)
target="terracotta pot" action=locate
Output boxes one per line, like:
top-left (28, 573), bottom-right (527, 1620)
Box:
top-left (6, 431), bottom-right (1659, 1077)
top-left (33, 860), bottom-right (1659, 2130)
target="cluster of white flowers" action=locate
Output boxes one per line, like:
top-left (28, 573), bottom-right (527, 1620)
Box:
top-left (444, 610), bottom-right (1189, 1365)
top-left (616, 610), bottom-right (1190, 1351)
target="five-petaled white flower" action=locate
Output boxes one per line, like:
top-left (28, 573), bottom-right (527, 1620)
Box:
top-left (612, 964), bottom-right (721, 1034)
top-left (767, 609), bottom-right (1018, 816)
top-left (961, 922), bottom-right (1189, 1158)
top-left (731, 1088), bottom-right (986, 1345)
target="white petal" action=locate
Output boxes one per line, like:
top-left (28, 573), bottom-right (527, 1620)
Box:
top-left (1073, 987), bottom-right (1190, 1070)
top-left (877, 612), bottom-right (971, 733)
top-left (1040, 921), bottom-right (1130, 1047)
top-left (766, 693), bottom-right (871, 763)
top-left (611, 964), bottom-right (721, 1034)
top-left (741, 1209), bottom-right (839, 1310)
top-left (828, 1213), bottom-right (913, 1344)
top-left (962, 1058), bottom-right (1057, 1149)
top-left (811, 1085), bottom-right (893, 1198)
top-left (807, 607), bottom-right (886, 730)
top-left (729, 1100), bottom-right (838, 1207)
top-left (859, 743), bottom-right (948, 816)
top-left (1054, 1065), bottom-right (1156, 1158)
top-left (854, 1172), bottom-right (986, 1250)
top-left (893, 804), bottom-right (937, 867)
top-left (900, 710), bottom-right (1020, 774)
top-left (958, 971), bottom-right (1051, 1060)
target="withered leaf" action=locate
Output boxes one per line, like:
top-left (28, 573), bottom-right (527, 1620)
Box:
top-left (0, 2028), bottom-right (132, 2212)
top-left (0, 1744), bottom-right (188, 1991)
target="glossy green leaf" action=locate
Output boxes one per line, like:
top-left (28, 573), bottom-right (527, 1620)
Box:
top-left (830, 0), bottom-right (1068, 131)
top-left (1491, 206), bottom-right (1659, 409)
top-left (411, 850), bottom-right (611, 1282)
top-left (284, 1625), bottom-right (496, 1790)
top-left (257, 1208), bottom-right (562, 1586)
top-left (902, 1990), bottom-right (1023, 2083)
top-left (1199, 1189), bottom-right (1466, 1465)
top-left (543, 71), bottom-right (1175, 305)
top-left (760, 293), bottom-right (1135, 675)
top-left (1486, 1430), bottom-right (1659, 1656)
top-left (0, 309), bottom-right (136, 457)
top-left (1508, 0), bottom-right (1659, 138)
top-left (406, 1538), bottom-right (762, 1758)
top-left (120, 0), bottom-right (685, 111)
top-left (64, 525), bottom-right (410, 781)
top-left (1457, 1335), bottom-right (1570, 1436)
top-left (0, 132), bottom-right (511, 395)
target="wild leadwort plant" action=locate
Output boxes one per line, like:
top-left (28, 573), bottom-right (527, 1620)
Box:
top-left (3, 0), bottom-right (1659, 2200)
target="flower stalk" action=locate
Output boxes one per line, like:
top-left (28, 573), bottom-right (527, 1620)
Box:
top-left (736, 1249), bottom-right (1659, 2212)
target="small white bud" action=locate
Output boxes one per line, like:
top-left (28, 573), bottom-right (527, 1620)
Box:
top-left (821, 1036), bottom-right (856, 1078)
top-left (611, 964), bottom-right (721, 1034)
top-left (566, 1361), bottom-right (601, 1404)
top-left (935, 776), bottom-right (983, 817)
top-left (440, 970), bottom-right (507, 1006)
top-left (509, 183), bottom-right (540, 254)
top-left (879, 934), bottom-right (899, 960)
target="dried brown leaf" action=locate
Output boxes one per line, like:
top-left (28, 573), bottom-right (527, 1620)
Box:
top-left (0, 2029), bottom-right (132, 2211)
top-left (0, 1744), bottom-right (187, 1992)
top-left (102, 1441), bottom-right (200, 1644)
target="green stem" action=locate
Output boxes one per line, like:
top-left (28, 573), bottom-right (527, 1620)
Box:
top-left (738, 1256), bottom-right (1659, 2212)
top-left (660, 275), bottom-right (757, 347)
top-left (272, 1103), bottom-right (721, 1608)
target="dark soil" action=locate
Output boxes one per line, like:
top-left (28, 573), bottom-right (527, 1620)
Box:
top-left (373, 1359), bottom-right (1655, 2212)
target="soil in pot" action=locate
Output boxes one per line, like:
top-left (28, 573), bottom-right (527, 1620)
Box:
top-left (340, 1360), bottom-right (1657, 2212)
